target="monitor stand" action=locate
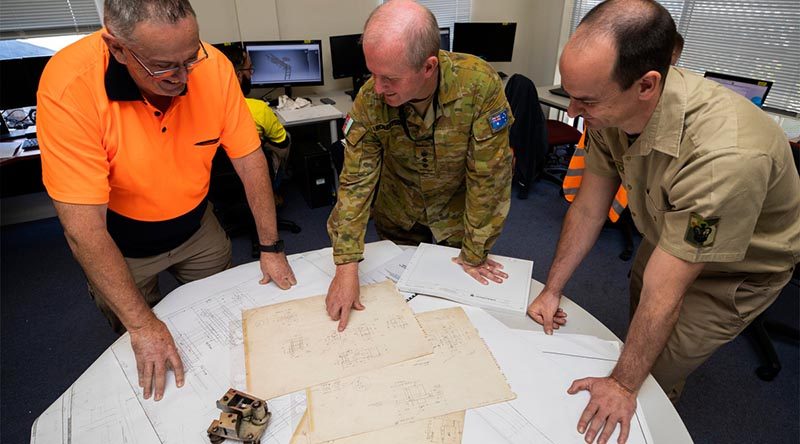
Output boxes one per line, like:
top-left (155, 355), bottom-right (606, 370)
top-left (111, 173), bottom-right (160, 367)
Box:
top-left (346, 74), bottom-right (371, 101)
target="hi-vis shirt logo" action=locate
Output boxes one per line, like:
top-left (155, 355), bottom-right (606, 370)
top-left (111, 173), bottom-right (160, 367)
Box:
top-left (684, 212), bottom-right (720, 248)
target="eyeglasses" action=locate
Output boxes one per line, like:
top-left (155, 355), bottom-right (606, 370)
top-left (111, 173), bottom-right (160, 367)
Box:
top-left (126, 42), bottom-right (208, 80)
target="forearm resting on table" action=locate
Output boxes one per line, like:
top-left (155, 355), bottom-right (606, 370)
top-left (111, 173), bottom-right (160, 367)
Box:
top-left (53, 200), bottom-right (154, 330)
top-left (611, 247), bottom-right (704, 392)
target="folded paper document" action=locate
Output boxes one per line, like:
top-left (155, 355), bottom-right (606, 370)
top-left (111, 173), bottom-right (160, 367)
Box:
top-left (275, 104), bottom-right (342, 124)
top-left (397, 243), bottom-right (533, 315)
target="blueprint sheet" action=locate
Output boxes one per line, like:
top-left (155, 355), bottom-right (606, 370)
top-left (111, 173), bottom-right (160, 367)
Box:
top-left (306, 307), bottom-right (516, 442)
top-left (290, 409), bottom-right (465, 444)
top-left (243, 280), bottom-right (431, 399)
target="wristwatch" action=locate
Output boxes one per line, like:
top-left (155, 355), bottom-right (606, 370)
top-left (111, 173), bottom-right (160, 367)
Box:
top-left (258, 239), bottom-right (285, 253)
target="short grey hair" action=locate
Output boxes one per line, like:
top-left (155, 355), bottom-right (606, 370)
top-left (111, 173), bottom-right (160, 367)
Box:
top-left (104, 0), bottom-right (196, 40)
top-left (364, 0), bottom-right (440, 70)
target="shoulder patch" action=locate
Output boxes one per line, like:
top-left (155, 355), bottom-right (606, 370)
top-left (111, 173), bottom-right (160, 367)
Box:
top-left (684, 212), bottom-right (720, 248)
top-left (342, 114), bottom-right (354, 135)
top-left (488, 108), bottom-right (510, 133)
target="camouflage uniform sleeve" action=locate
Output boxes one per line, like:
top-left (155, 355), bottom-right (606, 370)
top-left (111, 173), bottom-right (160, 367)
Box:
top-left (326, 97), bottom-right (383, 264)
top-left (460, 75), bottom-right (514, 265)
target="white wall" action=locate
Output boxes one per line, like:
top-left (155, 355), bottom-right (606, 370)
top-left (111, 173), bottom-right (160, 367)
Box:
top-left (195, 0), bottom-right (279, 43)
top-left (472, 0), bottom-right (566, 87)
top-left (191, 0), bottom-right (566, 93)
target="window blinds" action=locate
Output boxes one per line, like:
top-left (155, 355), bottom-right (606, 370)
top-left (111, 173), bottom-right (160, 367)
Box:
top-left (1, 0), bottom-right (102, 39)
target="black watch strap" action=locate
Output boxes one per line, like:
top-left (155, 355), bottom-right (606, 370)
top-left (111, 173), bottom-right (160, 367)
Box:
top-left (259, 239), bottom-right (285, 253)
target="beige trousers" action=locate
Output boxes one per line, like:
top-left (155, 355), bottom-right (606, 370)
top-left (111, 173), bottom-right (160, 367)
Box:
top-left (629, 240), bottom-right (793, 401)
top-left (90, 205), bottom-right (232, 333)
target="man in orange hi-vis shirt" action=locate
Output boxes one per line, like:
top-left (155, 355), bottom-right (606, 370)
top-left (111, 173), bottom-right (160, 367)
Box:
top-left (37, 0), bottom-right (296, 402)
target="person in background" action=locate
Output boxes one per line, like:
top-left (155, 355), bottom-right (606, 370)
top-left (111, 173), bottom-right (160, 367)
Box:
top-left (37, 0), bottom-right (296, 402)
top-left (527, 0), bottom-right (799, 442)
top-left (216, 43), bottom-right (292, 201)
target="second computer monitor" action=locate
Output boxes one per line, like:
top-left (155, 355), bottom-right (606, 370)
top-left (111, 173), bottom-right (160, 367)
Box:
top-left (704, 71), bottom-right (772, 108)
top-left (0, 55), bottom-right (51, 110)
top-left (329, 34), bottom-right (368, 80)
top-left (452, 22), bottom-right (516, 62)
top-left (246, 40), bottom-right (323, 95)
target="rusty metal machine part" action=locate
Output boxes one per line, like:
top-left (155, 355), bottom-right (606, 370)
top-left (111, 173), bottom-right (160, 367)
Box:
top-left (207, 388), bottom-right (271, 444)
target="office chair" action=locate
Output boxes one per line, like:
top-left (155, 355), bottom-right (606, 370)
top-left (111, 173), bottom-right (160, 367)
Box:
top-left (208, 143), bottom-right (301, 259)
top-left (747, 141), bottom-right (800, 381)
top-left (504, 74), bottom-right (582, 199)
top-left (543, 120), bottom-right (582, 184)
top-left (505, 74), bottom-right (547, 199)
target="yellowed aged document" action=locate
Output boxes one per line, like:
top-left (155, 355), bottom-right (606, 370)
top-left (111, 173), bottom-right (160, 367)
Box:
top-left (306, 307), bottom-right (515, 442)
top-left (290, 409), bottom-right (464, 444)
top-left (243, 280), bottom-right (432, 400)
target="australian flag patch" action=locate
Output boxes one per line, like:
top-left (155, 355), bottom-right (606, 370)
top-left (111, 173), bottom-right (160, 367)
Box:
top-left (488, 108), bottom-right (509, 133)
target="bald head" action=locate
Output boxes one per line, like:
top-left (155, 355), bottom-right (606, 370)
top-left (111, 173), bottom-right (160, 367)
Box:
top-left (363, 0), bottom-right (439, 69)
top-left (568, 0), bottom-right (676, 90)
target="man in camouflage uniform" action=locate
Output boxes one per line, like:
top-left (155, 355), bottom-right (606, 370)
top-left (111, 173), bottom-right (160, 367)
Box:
top-left (326, 0), bottom-right (514, 330)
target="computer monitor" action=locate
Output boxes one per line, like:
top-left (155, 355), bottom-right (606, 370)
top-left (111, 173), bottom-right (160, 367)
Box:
top-left (245, 40), bottom-right (323, 98)
top-left (440, 27), bottom-right (451, 51)
top-left (452, 22), bottom-right (516, 62)
top-left (329, 34), bottom-right (368, 80)
top-left (0, 55), bottom-right (50, 111)
top-left (329, 33), bottom-right (371, 100)
top-left (704, 71), bottom-right (772, 108)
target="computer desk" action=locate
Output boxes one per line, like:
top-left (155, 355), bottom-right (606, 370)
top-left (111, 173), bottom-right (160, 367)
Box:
top-left (537, 84), bottom-right (570, 112)
top-left (270, 90), bottom-right (354, 144)
top-left (30, 242), bottom-right (691, 444)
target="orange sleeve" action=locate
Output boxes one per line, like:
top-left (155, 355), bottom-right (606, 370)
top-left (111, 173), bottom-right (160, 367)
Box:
top-left (38, 63), bottom-right (110, 205)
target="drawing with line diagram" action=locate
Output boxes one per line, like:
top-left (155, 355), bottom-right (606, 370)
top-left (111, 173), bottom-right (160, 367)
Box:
top-left (305, 307), bottom-right (515, 442)
top-left (243, 281), bottom-right (431, 400)
top-left (336, 346), bottom-right (383, 368)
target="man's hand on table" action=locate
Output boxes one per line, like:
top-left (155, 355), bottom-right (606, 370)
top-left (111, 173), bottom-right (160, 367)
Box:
top-left (129, 316), bottom-right (185, 401)
top-left (527, 288), bottom-right (568, 334)
top-left (259, 252), bottom-right (297, 289)
top-left (325, 262), bottom-right (363, 331)
top-left (451, 256), bottom-right (508, 285)
top-left (568, 376), bottom-right (637, 444)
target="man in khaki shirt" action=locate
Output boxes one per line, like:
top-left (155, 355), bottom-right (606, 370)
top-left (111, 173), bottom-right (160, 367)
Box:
top-left (527, 0), bottom-right (800, 443)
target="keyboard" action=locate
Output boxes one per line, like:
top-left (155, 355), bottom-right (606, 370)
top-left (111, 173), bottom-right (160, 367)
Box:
top-left (275, 105), bottom-right (343, 125)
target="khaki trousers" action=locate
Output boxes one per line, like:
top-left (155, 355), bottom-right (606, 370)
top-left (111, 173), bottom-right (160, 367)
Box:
top-left (629, 240), bottom-right (793, 401)
top-left (90, 205), bottom-right (232, 333)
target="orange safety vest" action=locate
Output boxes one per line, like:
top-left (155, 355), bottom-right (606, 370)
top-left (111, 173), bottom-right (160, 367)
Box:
top-left (562, 131), bottom-right (629, 222)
